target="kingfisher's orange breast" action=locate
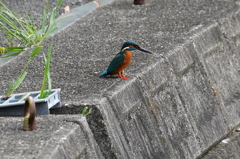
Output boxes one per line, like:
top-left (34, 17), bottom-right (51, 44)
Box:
top-left (112, 50), bottom-right (132, 74)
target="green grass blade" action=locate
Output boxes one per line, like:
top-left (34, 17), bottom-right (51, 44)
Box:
top-left (81, 107), bottom-right (92, 116)
top-left (41, 6), bottom-right (47, 37)
top-left (0, 2), bottom-right (19, 21)
top-left (56, 0), bottom-right (64, 8)
top-left (1, 51), bottom-right (22, 58)
top-left (49, 0), bottom-right (63, 27)
top-left (3, 46), bottom-right (25, 54)
top-left (49, 8), bottom-right (56, 27)
top-left (15, 32), bottom-right (28, 41)
top-left (1, 11), bottom-right (19, 24)
top-left (45, 46), bottom-right (52, 96)
top-left (81, 107), bottom-right (88, 115)
top-left (39, 54), bottom-right (47, 98)
top-left (0, 2), bottom-right (9, 10)
top-left (39, 40), bottom-right (53, 99)
top-left (0, 7), bottom-right (23, 29)
top-left (56, 14), bottom-right (72, 22)
top-left (13, 71), bottom-right (27, 91)
top-left (0, 13), bottom-right (17, 29)
top-left (6, 71), bottom-right (27, 95)
top-left (5, 46), bottom-right (25, 50)
top-left (45, 26), bottom-right (58, 36)
top-left (85, 108), bottom-right (92, 116)
top-left (24, 9), bottom-right (36, 33)
top-left (0, 2), bottom-right (17, 17)
top-left (6, 80), bottom-right (15, 95)
top-left (5, 30), bottom-right (17, 38)
top-left (47, 62), bottom-right (52, 93)
top-left (30, 46), bottom-right (43, 58)
top-left (4, 46), bottom-right (25, 53)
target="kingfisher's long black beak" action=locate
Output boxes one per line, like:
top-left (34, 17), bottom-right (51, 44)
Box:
top-left (138, 47), bottom-right (152, 54)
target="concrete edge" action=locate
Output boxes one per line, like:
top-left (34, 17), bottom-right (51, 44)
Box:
top-left (51, 0), bottom-right (116, 36)
top-left (34, 115), bottom-right (104, 159)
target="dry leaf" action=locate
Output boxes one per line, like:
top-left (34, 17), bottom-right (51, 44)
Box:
top-left (94, 0), bottom-right (102, 6)
top-left (222, 138), bottom-right (231, 144)
top-left (211, 86), bottom-right (221, 99)
top-left (64, 5), bottom-right (70, 13)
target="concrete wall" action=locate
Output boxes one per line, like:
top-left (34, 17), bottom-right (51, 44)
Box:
top-left (0, 115), bottom-right (104, 159)
top-left (51, 6), bottom-right (240, 159)
top-left (89, 9), bottom-right (240, 159)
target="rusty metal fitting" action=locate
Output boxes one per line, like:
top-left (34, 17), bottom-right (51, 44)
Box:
top-left (23, 96), bottom-right (37, 131)
top-left (134, 0), bottom-right (145, 5)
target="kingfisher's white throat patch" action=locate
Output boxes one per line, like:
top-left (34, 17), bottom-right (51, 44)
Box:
top-left (121, 47), bottom-right (130, 51)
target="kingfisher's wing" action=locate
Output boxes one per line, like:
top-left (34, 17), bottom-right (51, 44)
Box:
top-left (107, 51), bottom-right (125, 73)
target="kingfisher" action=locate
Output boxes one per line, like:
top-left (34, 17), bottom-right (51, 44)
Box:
top-left (99, 41), bottom-right (152, 79)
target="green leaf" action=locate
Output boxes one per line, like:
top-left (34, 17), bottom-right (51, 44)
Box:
top-left (30, 46), bottom-right (43, 58)
top-left (55, 14), bottom-right (72, 23)
top-left (49, 8), bottom-right (57, 27)
top-left (5, 49), bottom-right (23, 53)
top-left (56, 0), bottom-right (64, 8)
top-left (81, 107), bottom-right (92, 116)
top-left (6, 80), bottom-right (15, 95)
top-left (1, 46), bottom-right (25, 57)
top-left (47, 61), bottom-right (52, 93)
top-left (41, 6), bottom-right (47, 37)
top-left (82, 107), bottom-right (88, 115)
top-left (85, 108), bottom-right (92, 116)
top-left (0, 0), bottom-right (65, 50)
top-left (13, 72), bottom-right (27, 91)
top-left (0, 2), bottom-right (19, 19)
top-left (1, 51), bottom-right (22, 58)
top-left (39, 39), bottom-right (53, 99)
top-left (39, 54), bottom-right (47, 98)
top-left (6, 71), bottom-right (27, 95)
top-left (0, 13), bottom-right (17, 29)
top-left (45, 26), bottom-right (58, 36)
top-left (5, 46), bottom-right (25, 50)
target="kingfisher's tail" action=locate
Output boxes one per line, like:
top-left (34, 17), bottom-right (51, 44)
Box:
top-left (99, 70), bottom-right (108, 77)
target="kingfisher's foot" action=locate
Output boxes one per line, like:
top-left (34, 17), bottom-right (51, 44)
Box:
top-left (118, 75), bottom-right (128, 79)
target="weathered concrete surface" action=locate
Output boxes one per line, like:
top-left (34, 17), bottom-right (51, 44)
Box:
top-left (201, 126), bottom-right (240, 159)
top-left (1, 0), bottom-right (240, 158)
top-left (0, 115), bottom-right (103, 159)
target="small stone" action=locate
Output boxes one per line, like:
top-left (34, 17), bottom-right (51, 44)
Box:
top-left (222, 138), bottom-right (231, 144)
top-left (235, 128), bottom-right (240, 132)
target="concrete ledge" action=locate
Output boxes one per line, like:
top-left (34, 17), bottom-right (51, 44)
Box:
top-left (0, 115), bottom-right (103, 159)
